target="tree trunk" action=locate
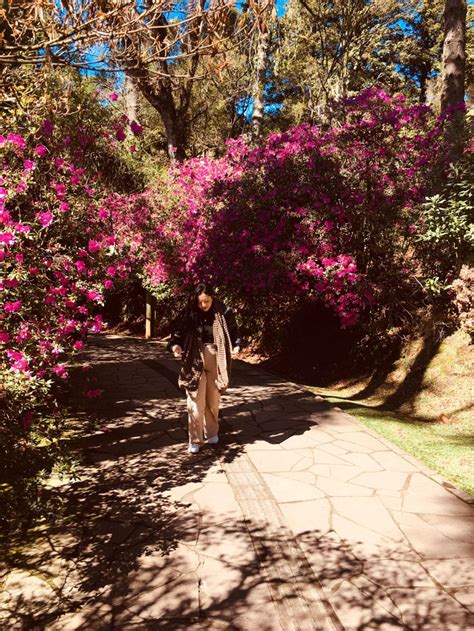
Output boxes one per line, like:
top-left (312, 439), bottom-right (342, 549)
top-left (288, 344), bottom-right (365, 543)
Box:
top-left (135, 76), bottom-right (187, 161)
top-left (124, 73), bottom-right (139, 123)
top-left (251, 6), bottom-right (273, 141)
top-left (440, 0), bottom-right (467, 113)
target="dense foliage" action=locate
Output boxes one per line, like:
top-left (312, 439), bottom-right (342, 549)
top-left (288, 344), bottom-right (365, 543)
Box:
top-left (0, 75), bottom-right (146, 529)
top-left (139, 88), bottom-right (451, 353)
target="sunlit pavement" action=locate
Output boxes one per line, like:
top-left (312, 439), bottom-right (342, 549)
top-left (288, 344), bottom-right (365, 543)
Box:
top-left (2, 334), bottom-right (473, 630)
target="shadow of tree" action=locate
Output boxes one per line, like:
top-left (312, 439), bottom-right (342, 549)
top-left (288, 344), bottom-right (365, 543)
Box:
top-left (379, 334), bottom-right (442, 412)
top-left (322, 399), bottom-right (437, 425)
top-left (3, 515), bottom-right (472, 630)
top-left (0, 336), bottom-right (471, 630)
top-left (346, 331), bottom-right (441, 410)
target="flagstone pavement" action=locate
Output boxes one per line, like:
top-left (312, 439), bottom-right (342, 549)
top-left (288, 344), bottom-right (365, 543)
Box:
top-left (1, 334), bottom-right (473, 630)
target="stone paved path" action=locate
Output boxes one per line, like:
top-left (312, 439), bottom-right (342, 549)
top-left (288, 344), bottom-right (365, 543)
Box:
top-left (1, 335), bottom-right (473, 630)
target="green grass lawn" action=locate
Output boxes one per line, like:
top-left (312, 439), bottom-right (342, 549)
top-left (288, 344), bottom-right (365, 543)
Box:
top-left (307, 390), bottom-right (474, 497)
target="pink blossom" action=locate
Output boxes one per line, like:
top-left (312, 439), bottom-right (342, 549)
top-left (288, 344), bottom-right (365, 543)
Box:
top-left (23, 159), bottom-right (37, 171)
top-left (53, 364), bottom-right (68, 379)
top-left (73, 340), bottom-right (84, 351)
top-left (6, 133), bottom-right (26, 149)
top-left (97, 206), bottom-right (109, 220)
top-left (91, 315), bottom-right (103, 332)
top-left (109, 92), bottom-right (118, 102)
top-left (8, 350), bottom-right (29, 372)
top-left (88, 239), bottom-right (101, 253)
top-left (86, 388), bottom-right (104, 398)
top-left (37, 211), bottom-right (54, 227)
top-left (75, 260), bottom-right (87, 273)
top-left (0, 232), bottom-right (15, 245)
top-left (0, 330), bottom-right (10, 343)
top-left (59, 201), bottom-right (70, 213)
top-left (130, 120), bottom-right (143, 136)
top-left (0, 209), bottom-right (11, 223)
top-left (53, 182), bottom-right (67, 197)
top-left (115, 126), bottom-right (126, 142)
top-left (15, 223), bottom-right (31, 233)
top-left (86, 289), bottom-right (102, 302)
top-left (35, 144), bottom-right (48, 157)
top-left (4, 300), bottom-right (22, 313)
top-left (60, 319), bottom-right (76, 334)
top-left (15, 324), bottom-right (31, 342)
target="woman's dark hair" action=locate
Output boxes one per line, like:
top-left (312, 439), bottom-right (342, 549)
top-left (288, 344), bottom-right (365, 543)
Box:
top-left (187, 282), bottom-right (215, 321)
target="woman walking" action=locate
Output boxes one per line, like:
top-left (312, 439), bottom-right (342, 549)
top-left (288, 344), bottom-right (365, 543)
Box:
top-left (168, 283), bottom-right (242, 454)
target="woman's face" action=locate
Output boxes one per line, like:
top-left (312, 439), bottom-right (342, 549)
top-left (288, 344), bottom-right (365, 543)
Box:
top-left (197, 292), bottom-right (213, 312)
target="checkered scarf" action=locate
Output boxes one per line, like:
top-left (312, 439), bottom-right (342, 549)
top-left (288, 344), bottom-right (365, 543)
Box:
top-left (178, 310), bottom-right (232, 393)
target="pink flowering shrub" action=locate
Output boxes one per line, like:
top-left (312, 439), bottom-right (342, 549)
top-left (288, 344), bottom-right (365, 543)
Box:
top-left (0, 87), bottom-right (145, 527)
top-left (1, 131), bottom-right (130, 395)
top-left (140, 88), bottom-right (445, 351)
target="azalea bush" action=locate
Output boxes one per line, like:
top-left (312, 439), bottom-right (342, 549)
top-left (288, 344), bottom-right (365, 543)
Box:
top-left (140, 88), bottom-right (446, 355)
top-left (0, 74), bottom-right (147, 530)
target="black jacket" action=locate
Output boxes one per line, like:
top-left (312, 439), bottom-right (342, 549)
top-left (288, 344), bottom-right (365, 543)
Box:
top-left (167, 299), bottom-right (242, 352)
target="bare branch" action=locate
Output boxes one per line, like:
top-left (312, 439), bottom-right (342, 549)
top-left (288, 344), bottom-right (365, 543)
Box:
top-left (0, 0), bottom-right (270, 78)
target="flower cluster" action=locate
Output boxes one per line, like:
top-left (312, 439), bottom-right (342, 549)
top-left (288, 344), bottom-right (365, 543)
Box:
top-left (139, 88), bottom-right (444, 339)
top-left (1, 118), bottom-right (135, 428)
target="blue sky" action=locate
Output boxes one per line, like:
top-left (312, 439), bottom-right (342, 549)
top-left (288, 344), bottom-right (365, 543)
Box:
top-left (276, 0), bottom-right (287, 17)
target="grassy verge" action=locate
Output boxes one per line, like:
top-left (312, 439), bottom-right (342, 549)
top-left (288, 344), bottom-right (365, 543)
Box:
top-left (307, 389), bottom-right (474, 497)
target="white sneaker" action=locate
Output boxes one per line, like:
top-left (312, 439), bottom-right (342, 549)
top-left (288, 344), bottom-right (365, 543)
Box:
top-left (188, 443), bottom-right (200, 454)
top-left (205, 435), bottom-right (219, 445)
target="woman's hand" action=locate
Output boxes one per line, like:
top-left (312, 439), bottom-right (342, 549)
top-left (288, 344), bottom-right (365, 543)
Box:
top-left (172, 344), bottom-right (183, 358)
top-left (231, 346), bottom-right (240, 359)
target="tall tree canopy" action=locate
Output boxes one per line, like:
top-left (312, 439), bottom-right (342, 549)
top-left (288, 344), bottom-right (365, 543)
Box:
top-left (0, 0), bottom-right (271, 159)
top-left (273, 0), bottom-right (465, 124)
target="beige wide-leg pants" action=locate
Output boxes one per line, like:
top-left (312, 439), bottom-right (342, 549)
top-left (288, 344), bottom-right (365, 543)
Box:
top-left (186, 343), bottom-right (220, 444)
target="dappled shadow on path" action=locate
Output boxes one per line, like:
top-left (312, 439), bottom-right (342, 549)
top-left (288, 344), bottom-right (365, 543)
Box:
top-left (0, 336), bottom-right (331, 628)
top-left (1, 336), bottom-right (472, 630)
top-left (3, 514), bottom-right (472, 630)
